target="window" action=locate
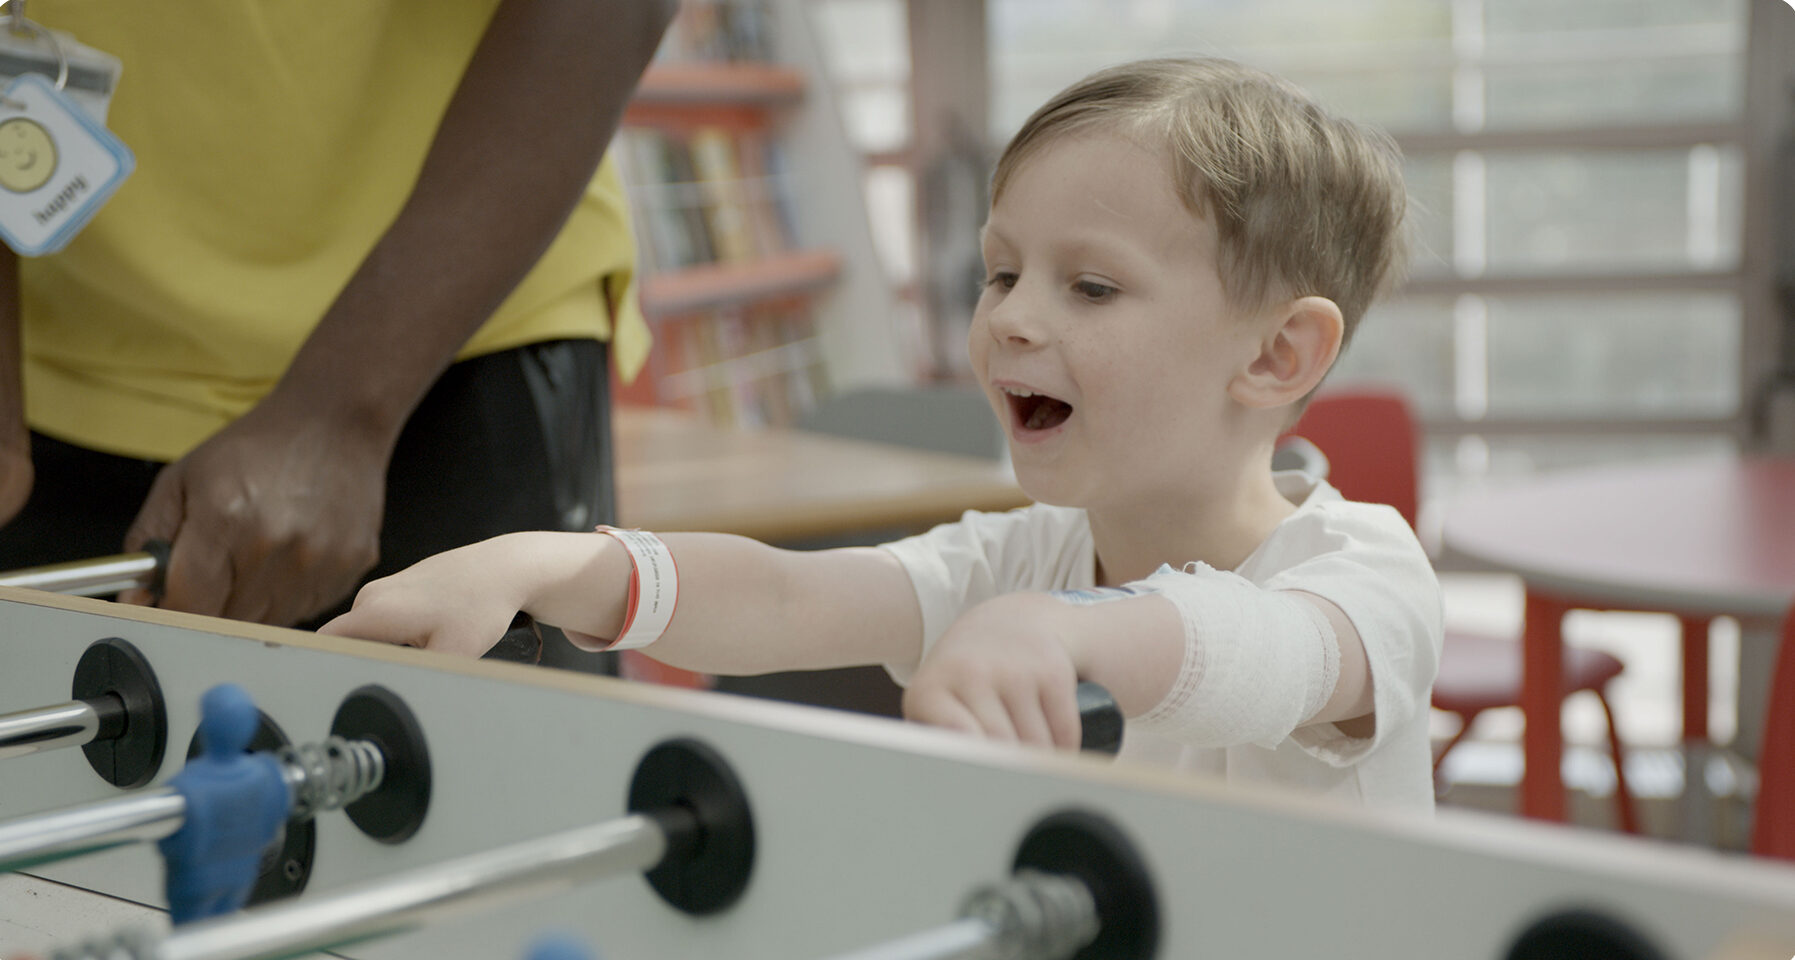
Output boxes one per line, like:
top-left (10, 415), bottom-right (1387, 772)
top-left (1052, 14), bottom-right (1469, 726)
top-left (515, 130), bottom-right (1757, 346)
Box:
top-left (986, 0), bottom-right (1764, 494)
top-left (810, 0), bottom-right (916, 286)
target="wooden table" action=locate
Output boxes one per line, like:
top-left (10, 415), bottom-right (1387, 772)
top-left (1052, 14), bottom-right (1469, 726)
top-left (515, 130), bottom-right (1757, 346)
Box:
top-left (608, 407), bottom-right (1029, 707)
top-left (1439, 454), bottom-right (1795, 828)
top-left (613, 407), bottom-right (1029, 543)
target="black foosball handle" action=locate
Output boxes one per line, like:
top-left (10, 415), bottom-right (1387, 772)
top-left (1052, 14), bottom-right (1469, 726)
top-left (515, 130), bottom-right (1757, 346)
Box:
top-left (484, 612), bottom-right (545, 664)
top-left (1076, 682), bottom-right (1123, 755)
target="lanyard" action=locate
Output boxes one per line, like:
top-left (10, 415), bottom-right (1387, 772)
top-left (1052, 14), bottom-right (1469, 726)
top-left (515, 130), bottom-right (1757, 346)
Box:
top-left (0, 1), bottom-right (68, 94)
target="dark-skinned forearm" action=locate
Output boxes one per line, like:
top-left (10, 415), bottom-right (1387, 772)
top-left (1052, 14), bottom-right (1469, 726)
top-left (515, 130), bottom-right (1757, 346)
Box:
top-left (0, 245), bottom-right (32, 524)
top-left (265, 0), bottom-right (677, 446)
top-left (0, 246), bottom-right (21, 447)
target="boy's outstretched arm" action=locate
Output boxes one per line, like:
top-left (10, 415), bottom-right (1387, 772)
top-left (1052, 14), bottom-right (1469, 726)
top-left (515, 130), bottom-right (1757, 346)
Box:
top-left (319, 532), bottom-right (924, 676)
top-left (903, 589), bottom-right (1372, 750)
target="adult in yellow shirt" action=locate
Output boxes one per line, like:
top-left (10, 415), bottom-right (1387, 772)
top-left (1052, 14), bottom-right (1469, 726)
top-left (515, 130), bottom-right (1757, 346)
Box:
top-left (0, 1), bottom-right (674, 629)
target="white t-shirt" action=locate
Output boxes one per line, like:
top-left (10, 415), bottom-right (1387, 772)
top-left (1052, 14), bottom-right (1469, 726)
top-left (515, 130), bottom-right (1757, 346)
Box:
top-left (880, 472), bottom-right (1443, 812)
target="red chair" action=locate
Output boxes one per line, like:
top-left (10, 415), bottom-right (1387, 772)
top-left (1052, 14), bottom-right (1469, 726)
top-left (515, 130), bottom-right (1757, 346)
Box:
top-left (1752, 605), bottom-right (1795, 861)
top-left (1288, 386), bottom-right (1639, 833)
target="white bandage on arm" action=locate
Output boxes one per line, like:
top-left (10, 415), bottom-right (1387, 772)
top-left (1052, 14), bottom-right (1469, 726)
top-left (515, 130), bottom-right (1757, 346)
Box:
top-left (1131, 564), bottom-right (1340, 749)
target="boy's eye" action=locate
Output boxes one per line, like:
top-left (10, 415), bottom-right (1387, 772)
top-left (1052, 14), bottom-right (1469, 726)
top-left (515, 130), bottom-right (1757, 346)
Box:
top-left (1073, 279), bottom-right (1117, 302)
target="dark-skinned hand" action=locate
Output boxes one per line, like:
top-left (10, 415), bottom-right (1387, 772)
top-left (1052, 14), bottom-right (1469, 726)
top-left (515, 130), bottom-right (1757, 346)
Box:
top-left (117, 404), bottom-right (387, 626)
top-left (0, 433), bottom-right (32, 527)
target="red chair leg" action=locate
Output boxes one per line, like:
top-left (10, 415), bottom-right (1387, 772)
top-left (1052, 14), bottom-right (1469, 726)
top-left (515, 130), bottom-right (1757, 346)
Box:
top-left (1521, 593), bottom-right (1571, 821)
top-left (1681, 616), bottom-right (1711, 747)
top-left (1597, 690), bottom-right (1640, 834)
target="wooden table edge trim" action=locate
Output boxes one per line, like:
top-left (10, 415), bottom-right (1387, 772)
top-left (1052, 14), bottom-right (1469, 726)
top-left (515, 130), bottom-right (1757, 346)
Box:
top-left (629, 487), bottom-right (1032, 542)
top-left (1435, 546), bottom-right (1794, 622)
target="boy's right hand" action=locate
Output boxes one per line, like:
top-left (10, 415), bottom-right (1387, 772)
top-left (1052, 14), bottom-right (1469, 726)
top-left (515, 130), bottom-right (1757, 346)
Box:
top-left (902, 592), bottom-right (1090, 750)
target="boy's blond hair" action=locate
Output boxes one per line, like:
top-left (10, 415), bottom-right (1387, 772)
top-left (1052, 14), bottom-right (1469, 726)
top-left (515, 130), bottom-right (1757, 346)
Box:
top-left (992, 58), bottom-right (1408, 350)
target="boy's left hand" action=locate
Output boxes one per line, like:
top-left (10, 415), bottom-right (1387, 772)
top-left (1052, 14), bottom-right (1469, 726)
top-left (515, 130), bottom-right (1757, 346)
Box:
top-left (902, 592), bottom-right (1088, 750)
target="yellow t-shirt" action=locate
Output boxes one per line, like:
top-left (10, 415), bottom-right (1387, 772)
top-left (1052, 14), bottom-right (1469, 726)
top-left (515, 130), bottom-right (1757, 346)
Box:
top-left (22, 1), bottom-right (650, 461)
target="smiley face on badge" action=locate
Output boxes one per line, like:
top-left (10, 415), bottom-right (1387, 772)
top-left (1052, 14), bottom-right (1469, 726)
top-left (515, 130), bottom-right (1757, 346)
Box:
top-left (0, 117), bottom-right (57, 193)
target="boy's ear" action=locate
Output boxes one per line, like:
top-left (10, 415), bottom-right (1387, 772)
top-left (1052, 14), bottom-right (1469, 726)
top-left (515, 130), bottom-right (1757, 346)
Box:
top-left (1229, 296), bottom-right (1344, 410)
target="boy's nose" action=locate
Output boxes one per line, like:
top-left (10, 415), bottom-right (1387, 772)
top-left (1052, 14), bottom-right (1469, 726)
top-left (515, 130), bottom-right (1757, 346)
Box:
top-left (984, 287), bottom-right (1048, 346)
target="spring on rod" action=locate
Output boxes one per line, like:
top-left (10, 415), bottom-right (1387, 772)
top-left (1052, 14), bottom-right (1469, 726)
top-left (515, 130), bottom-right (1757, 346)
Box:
top-left (276, 736), bottom-right (385, 821)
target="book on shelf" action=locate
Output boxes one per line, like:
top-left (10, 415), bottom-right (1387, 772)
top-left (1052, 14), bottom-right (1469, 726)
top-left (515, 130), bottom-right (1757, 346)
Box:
top-left (644, 303), bottom-right (828, 430)
top-left (614, 0), bottom-right (856, 432)
top-left (620, 127), bottom-right (712, 273)
top-left (656, 0), bottom-right (777, 64)
top-left (616, 121), bottom-right (831, 428)
top-left (617, 126), bottom-right (798, 276)
top-left (686, 127), bottom-right (759, 264)
top-left (733, 128), bottom-right (792, 260)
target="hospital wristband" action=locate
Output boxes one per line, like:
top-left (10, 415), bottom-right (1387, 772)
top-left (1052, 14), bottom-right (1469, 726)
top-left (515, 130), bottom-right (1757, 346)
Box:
top-left (595, 525), bottom-right (679, 651)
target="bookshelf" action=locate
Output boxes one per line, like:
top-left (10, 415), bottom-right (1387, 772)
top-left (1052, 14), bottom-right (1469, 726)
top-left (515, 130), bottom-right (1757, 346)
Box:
top-left (632, 62), bottom-right (807, 108)
top-left (615, 0), bottom-right (908, 428)
top-left (640, 249), bottom-right (842, 316)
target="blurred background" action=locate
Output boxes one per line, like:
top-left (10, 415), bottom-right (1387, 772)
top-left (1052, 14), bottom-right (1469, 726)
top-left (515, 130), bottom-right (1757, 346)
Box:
top-left (807, 0), bottom-right (1782, 481)
top-left (613, 0), bottom-right (1793, 841)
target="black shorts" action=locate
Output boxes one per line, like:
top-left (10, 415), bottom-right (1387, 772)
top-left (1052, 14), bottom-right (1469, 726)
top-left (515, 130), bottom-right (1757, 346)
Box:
top-left (0, 339), bottom-right (616, 664)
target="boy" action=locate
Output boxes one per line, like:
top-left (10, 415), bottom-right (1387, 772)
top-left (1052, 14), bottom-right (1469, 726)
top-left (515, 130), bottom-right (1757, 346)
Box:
top-left (322, 57), bottom-right (1442, 810)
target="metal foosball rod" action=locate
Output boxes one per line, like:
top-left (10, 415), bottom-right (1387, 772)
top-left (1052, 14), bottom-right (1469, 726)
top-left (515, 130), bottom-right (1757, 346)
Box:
top-left (112, 814), bottom-right (671, 960)
top-left (0, 541), bottom-right (170, 599)
top-left (0, 694), bottom-right (127, 759)
top-left (825, 872), bottom-right (1099, 960)
top-left (29, 687), bottom-right (1124, 959)
top-left (0, 543), bottom-right (542, 662)
top-left (0, 785), bottom-right (188, 873)
top-left (45, 738), bottom-right (757, 960)
top-left (0, 684), bottom-right (429, 875)
top-left (0, 541), bottom-right (173, 782)
top-left (0, 636), bottom-right (168, 787)
top-left (2, 545), bottom-right (169, 784)
top-left (0, 736), bottom-right (383, 874)
top-left (818, 811), bottom-right (1158, 960)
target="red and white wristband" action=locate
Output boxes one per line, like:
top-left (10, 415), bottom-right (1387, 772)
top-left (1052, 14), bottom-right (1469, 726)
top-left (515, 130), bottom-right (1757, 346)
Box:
top-left (590, 525), bottom-right (679, 651)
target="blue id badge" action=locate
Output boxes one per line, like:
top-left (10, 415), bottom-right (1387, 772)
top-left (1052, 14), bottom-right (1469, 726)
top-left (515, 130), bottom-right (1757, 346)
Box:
top-left (0, 71), bottom-right (132, 256)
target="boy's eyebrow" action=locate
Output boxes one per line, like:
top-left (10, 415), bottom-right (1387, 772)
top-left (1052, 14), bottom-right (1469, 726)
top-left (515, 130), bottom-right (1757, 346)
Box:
top-left (980, 225), bottom-right (1126, 260)
top-left (1058, 236), bottom-right (1130, 261)
top-left (1049, 234), bottom-right (1159, 279)
top-left (979, 224), bottom-right (1171, 277)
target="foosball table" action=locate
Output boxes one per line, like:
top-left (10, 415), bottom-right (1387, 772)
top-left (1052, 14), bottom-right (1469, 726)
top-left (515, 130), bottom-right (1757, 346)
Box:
top-left (2, 583), bottom-right (1794, 960)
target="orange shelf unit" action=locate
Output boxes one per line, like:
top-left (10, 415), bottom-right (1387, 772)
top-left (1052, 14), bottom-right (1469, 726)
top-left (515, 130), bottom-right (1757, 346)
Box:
top-left (639, 249), bottom-right (842, 319)
top-left (635, 62), bottom-right (807, 104)
top-left (626, 63), bottom-right (807, 130)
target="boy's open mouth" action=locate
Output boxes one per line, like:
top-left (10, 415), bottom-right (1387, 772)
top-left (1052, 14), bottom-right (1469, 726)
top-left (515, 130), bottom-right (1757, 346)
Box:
top-left (1005, 387), bottom-right (1074, 432)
